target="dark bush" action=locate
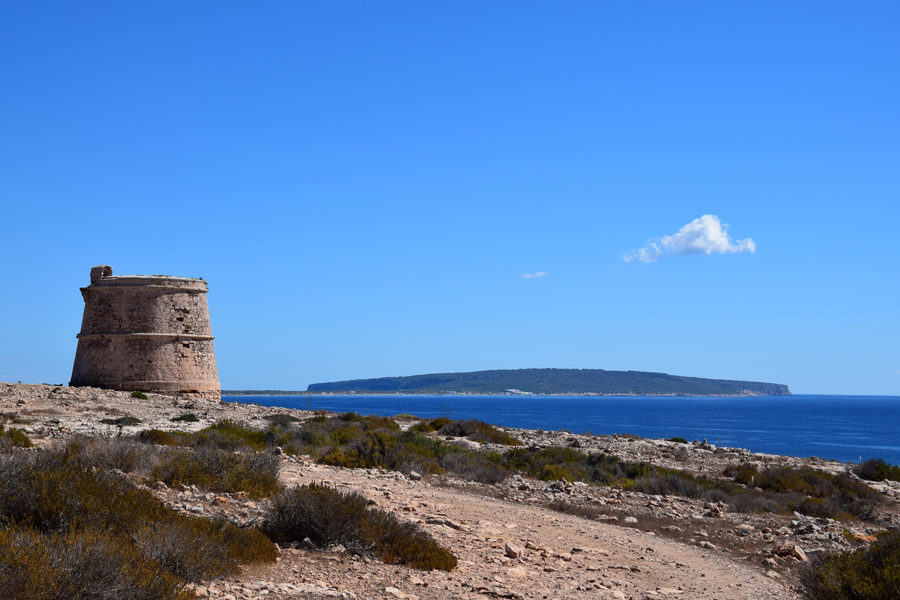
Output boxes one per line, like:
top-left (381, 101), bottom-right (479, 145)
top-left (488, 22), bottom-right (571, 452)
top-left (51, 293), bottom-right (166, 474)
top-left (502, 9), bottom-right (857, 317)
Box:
top-left (262, 413), bottom-right (301, 426)
top-left (171, 413), bottom-right (199, 423)
top-left (100, 416), bottom-right (142, 427)
top-left (263, 483), bottom-right (457, 571)
top-left (130, 391), bottom-right (149, 400)
top-left (855, 458), bottom-right (900, 483)
top-left (668, 437), bottom-right (689, 444)
top-left (800, 530), bottom-right (900, 600)
top-left (724, 464), bottom-right (880, 520)
top-left (437, 419), bottom-right (521, 445)
top-left (411, 417), bottom-right (453, 433)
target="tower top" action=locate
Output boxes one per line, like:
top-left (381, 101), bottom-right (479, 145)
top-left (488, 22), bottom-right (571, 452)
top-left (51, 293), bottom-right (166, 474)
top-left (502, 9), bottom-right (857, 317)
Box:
top-left (85, 265), bottom-right (208, 292)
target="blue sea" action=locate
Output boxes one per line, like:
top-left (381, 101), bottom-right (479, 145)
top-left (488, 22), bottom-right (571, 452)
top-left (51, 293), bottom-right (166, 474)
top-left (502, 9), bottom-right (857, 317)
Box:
top-left (225, 394), bottom-right (900, 466)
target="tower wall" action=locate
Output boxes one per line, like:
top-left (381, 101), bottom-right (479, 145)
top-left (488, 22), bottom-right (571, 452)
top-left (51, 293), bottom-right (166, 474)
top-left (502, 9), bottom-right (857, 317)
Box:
top-left (70, 266), bottom-right (220, 398)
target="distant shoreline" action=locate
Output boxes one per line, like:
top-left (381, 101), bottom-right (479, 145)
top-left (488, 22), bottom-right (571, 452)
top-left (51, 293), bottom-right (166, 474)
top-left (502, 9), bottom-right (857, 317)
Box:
top-left (221, 390), bottom-right (786, 398)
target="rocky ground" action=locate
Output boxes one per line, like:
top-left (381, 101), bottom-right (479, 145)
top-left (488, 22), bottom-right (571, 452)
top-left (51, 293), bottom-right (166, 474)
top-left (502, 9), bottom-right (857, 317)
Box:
top-left (3, 382), bottom-right (899, 600)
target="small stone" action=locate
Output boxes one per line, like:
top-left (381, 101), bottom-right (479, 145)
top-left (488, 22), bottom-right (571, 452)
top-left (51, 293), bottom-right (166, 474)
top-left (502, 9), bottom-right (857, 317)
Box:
top-left (505, 542), bottom-right (525, 558)
top-left (385, 586), bottom-right (408, 598)
top-left (624, 516), bottom-right (638, 524)
top-left (409, 471), bottom-right (422, 481)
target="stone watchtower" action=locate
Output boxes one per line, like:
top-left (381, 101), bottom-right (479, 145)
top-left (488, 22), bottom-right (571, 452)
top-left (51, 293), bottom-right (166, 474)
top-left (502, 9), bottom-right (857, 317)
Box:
top-left (70, 265), bottom-right (220, 399)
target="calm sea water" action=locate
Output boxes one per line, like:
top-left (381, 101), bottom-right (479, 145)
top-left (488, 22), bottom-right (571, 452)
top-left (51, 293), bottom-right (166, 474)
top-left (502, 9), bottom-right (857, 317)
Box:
top-left (225, 394), bottom-right (900, 465)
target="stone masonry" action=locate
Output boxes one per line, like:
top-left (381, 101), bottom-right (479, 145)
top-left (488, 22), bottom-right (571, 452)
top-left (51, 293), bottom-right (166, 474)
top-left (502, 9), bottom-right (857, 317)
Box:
top-left (70, 265), bottom-right (220, 399)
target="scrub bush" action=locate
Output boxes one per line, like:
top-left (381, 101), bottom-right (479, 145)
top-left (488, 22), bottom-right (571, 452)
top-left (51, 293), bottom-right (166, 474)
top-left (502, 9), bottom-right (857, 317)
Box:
top-left (724, 464), bottom-right (879, 520)
top-left (64, 436), bottom-right (157, 473)
top-left (263, 483), bottom-right (457, 571)
top-left (171, 413), bottom-right (199, 423)
top-left (0, 450), bottom-right (277, 599)
top-left (411, 417), bottom-right (453, 433)
top-left (192, 419), bottom-right (267, 451)
top-left (855, 458), bottom-right (900, 483)
top-left (437, 419), bottom-right (521, 445)
top-left (100, 416), bottom-right (142, 426)
top-left (138, 429), bottom-right (185, 446)
top-left (800, 530), bottom-right (900, 600)
top-left (151, 447), bottom-right (281, 498)
top-left (0, 425), bottom-right (33, 449)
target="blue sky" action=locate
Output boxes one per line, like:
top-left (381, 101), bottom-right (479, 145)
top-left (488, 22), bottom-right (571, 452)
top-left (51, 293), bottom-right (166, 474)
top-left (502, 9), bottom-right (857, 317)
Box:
top-left (1, 2), bottom-right (897, 394)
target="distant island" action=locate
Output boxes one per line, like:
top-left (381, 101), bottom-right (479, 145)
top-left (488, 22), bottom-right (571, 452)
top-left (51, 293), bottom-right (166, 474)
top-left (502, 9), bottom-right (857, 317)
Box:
top-left (291, 368), bottom-right (791, 396)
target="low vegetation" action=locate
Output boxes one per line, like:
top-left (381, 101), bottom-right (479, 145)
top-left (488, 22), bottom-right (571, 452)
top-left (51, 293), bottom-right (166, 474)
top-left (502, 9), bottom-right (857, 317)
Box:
top-left (724, 464), bottom-right (879, 521)
top-left (151, 447), bottom-right (281, 499)
top-left (260, 412), bottom-right (512, 483)
top-left (0, 424), bottom-right (33, 450)
top-left (0, 450), bottom-right (277, 600)
top-left (854, 458), bottom-right (900, 483)
top-left (100, 416), bottom-right (142, 426)
top-left (800, 530), bottom-right (900, 600)
top-left (130, 391), bottom-right (149, 400)
top-left (263, 483), bottom-right (457, 571)
top-left (171, 413), bottom-right (199, 423)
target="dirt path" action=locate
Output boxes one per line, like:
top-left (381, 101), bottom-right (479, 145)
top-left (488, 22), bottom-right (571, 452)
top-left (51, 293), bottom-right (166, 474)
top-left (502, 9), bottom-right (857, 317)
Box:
top-left (237, 460), bottom-right (798, 600)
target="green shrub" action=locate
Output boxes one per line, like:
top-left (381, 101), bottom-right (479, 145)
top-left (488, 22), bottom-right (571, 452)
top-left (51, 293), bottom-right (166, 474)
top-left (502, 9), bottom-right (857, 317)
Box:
top-left (151, 447), bottom-right (281, 499)
top-left (100, 416), bottom-right (142, 427)
top-left (437, 419), bottom-right (521, 445)
top-left (724, 464), bottom-right (879, 521)
top-left (329, 426), bottom-right (362, 445)
top-left (0, 425), bottom-right (33, 448)
top-left (138, 429), bottom-right (185, 446)
top-left (855, 458), bottom-right (900, 483)
top-left (411, 417), bottom-right (453, 433)
top-left (130, 391), bottom-right (149, 400)
top-left (193, 419), bottom-right (267, 451)
top-left (668, 437), bottom-right (689, 444)
top-left (171, 413), bottom-right (199, 423)
top-left (800, 530), bottom-right (900, 600)
top-left (262, 413), bottom-right (301, 425)
top-left (263, 483), bottom-right (457, 571)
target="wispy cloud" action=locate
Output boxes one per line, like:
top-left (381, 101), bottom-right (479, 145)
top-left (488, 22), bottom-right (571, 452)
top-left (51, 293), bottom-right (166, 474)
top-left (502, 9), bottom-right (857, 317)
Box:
top-left (521, 272), bottom-right (548, 279)
top-left (893, 370), bottom-right (900, 375)
top-left (623, 215), bottom-right (756, 263)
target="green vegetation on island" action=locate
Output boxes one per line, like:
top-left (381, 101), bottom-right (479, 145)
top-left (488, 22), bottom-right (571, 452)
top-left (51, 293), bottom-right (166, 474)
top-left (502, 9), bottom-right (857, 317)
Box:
top-left (305, 368), bottom-right (791, 396)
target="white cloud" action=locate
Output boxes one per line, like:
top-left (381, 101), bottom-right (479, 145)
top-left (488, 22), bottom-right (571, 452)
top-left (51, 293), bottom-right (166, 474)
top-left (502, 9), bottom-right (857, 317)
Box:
top-left (893, 370), bottom-right (900, 375)
top-left (521, 272), bottom-right (548, 278)
top-left (623, 215), bottom-right (756, 263)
